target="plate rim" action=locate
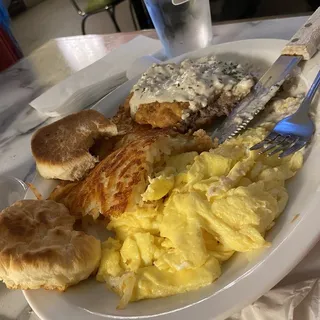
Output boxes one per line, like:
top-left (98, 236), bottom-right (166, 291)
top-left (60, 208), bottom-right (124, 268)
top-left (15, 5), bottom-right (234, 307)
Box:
top-left (23, 37), bottom-right (320, 320)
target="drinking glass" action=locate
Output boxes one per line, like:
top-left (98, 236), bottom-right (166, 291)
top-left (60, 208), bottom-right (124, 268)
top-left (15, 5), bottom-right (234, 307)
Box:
top-left (0, 176), bottom-right (27, 211)
top-left (144, 0), bottom-right (212, 57)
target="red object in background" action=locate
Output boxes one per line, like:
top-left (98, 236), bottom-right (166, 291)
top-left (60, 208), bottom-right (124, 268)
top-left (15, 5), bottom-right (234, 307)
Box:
top-left (0, 26), bottom-right (22, 72)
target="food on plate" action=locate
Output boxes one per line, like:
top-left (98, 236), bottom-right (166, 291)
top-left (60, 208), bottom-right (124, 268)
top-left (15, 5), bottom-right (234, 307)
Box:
top-left (0, 200), bottom-right (101, 290)
top-left (96, 127), bottom-right (303, 307)
top-left (31, 110), bottom-right (118, 181)
top-left (128, 55), bottom-right (255, 131)
top-left (19, 52), bottom-right (310, 310)
top-left (49, 128), bottom-right (214, 219)
top-left (252, 96), bottom-right (303, 130)
top-left (111, 104), bottom-right (142, 135)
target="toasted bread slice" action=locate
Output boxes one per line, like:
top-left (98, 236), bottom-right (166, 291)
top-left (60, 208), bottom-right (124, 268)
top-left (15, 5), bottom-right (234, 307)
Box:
top-left (49, 129), bottom-right (213, 219)
top-left (31, 110), bottom-right (118, 181)
top-left (0, 200), bottom-right (101, 291)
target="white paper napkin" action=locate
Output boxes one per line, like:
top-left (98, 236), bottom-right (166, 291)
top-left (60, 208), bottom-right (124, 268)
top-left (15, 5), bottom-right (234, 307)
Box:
top-left (29, 36), bottom-right (163, 117)
top-left (228, 278), bottom-right (320, 320)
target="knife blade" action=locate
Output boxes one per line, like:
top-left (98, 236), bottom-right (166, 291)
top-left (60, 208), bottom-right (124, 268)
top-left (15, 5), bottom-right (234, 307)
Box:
top-left (212, 55), bottom-right (301, 143)
top-left (212, 7), bottom-right (320, 144)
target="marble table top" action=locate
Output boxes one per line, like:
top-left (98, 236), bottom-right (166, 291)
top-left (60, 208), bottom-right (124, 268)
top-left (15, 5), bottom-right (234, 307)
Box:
top-left (2, 14), bottom-right (320, 320)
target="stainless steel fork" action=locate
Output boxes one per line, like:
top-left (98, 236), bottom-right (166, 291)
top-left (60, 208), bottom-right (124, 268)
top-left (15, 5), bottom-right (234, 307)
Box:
top-left (250, 70), bottom-right (320, 158)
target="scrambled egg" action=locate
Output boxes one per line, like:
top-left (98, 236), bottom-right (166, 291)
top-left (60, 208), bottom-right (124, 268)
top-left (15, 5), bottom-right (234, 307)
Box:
top-left (97, 127), bottom-right (303, 307)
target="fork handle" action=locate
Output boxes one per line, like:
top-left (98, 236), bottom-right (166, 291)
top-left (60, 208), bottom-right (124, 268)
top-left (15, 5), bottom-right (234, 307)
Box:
top-left (302, 70), bottom-right (320, 105)
top-left (295, 70), bottom-right (320, 116)
top-left (282, 7), bottom-right (320, 60)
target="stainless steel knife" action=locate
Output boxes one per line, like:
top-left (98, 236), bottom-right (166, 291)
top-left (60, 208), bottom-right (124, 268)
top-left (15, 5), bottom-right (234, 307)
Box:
top-left (212, 7), bottom-right (320, 144)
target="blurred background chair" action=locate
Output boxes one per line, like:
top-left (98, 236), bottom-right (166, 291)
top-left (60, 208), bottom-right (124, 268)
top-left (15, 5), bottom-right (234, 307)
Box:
top-left (70, 0), bottom-right (138, 34)
top-left (8, 0), bottom-right (320, 56)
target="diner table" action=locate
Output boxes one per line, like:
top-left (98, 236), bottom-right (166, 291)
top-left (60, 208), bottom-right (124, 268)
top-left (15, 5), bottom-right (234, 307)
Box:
top-left (1, 14), bottom-right (320, 320)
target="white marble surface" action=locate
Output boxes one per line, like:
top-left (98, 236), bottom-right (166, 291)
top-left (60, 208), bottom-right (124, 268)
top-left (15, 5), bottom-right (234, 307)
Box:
top-left (2, 15), bottom-right (320, 320)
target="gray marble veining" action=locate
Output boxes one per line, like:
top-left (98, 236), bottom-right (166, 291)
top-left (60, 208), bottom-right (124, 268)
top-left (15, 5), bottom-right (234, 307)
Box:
top-left (0, 65), bottom-right (48, 184)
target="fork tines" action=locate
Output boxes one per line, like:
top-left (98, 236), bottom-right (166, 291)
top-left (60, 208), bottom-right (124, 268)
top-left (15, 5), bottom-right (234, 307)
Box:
top-left (250, 132), bottom-right (307, 158)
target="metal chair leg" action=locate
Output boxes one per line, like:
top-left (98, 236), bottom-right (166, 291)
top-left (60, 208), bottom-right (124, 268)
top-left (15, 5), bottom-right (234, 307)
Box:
top-left (69, 0), bottom-right (84, 14)
top-left (129, 0), bottom-right (138, 30)
top-left (81, 14), bottom-right (90, 35)
top-left (106, 7), bottom-right (121, 32)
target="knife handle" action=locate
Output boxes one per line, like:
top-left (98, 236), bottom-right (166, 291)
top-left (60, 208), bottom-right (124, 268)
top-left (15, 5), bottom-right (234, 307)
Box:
top-left (282, 7), bottom-right (320, 60)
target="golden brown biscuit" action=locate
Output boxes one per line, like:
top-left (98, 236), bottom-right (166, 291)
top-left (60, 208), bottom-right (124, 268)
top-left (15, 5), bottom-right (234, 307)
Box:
top-left (0, 200), bottom-right (101, 291)
top-left (31, 110), bottom-right (118, 181)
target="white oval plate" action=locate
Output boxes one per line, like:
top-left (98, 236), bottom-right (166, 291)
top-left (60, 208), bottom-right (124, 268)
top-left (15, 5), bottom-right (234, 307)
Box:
top-left (24, 39), bottom-right (320, 320)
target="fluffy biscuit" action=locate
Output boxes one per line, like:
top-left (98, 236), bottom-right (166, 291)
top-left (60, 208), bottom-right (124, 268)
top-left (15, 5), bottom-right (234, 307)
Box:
top-left (0, 200), bottom-right (101, 291)
top-left (31, 110), bottom-right (118, 181)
